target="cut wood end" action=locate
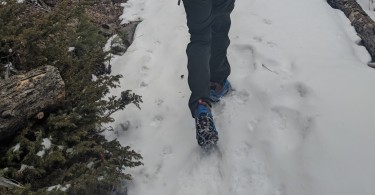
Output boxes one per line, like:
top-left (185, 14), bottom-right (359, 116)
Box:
top-left (36, 112), bottom-right (44, 120)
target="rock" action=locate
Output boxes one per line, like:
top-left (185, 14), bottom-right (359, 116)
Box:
top-left (0, 65), bottom-right (65, 141)
top-left (119, 21), bottom-right (140, 47)
top-left (100, 23), bottom-right (117, 37)
top-left (109, 22), bottom-right (140, 55)
top-left (328, 0), bottom-right (375, 65)
top-left (111, 43), bottom-right (127, 55)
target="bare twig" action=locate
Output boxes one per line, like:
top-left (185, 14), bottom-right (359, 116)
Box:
top-left (262, 64), bottom-right (279, 74)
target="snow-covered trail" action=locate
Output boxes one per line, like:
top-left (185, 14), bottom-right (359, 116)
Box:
top-left (106, 0), bottom-right (375, 194)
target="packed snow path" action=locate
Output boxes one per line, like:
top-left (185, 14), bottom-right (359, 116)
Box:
top-left (106, 0), bottom-right (375, 194)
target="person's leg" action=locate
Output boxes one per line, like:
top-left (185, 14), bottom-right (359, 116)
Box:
top-left (210, 0), bottom-right (235, 85)
top-left (183, 0), bottom-right (214, 117)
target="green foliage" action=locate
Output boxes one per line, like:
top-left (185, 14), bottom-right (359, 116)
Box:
top-left (0, 1), bottom-right (74, 72)
top-left (0, 0), bottom-right (143, 194)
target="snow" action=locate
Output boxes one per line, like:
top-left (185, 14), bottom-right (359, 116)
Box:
top-left (92, 74), bottom-right (98, 82)
top-left (66, 148), bottom-right (73, 153)
top-left (36, 150), bottom-right (45, 157)
top-left (12, 143), bottom-right (20, 152)
top-left (42, 137), bottom-right (52, 149)
top-left (61, 184), bottom-right (71, 192)
top-left (119, 1), bottom-right (145, 24)
top-left (47, 184), bottom-right (61, 191)
top-left (47, 184), bottom-right (71, 192)
top-left (87, 161), bottom-right (94, 169)
top-left (36, 137), bottom-right (52, 157)
top-left (4, 62), bottom-right (15, 71)
top-left (18, 164), bottom-right (34, 173)
top-left (97, 176), bottom-right (104, 181)
top-left (352, 0), bottom-right (375, 24)
top-left (106, 0), bottom-right (375, 194)
top-left (104, 35), bottom-right (117, 52)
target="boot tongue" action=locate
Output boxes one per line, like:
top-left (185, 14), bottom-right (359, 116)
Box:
top-left (210, 82), bottom-right (223, 92)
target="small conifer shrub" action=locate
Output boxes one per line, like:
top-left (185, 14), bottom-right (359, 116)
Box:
top-left (0, 1), bottom-right (143, 194)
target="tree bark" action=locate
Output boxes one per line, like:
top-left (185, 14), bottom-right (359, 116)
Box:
top-left (0, 65), bottom-right (65, 141)
top-left (328, 0), bottom-right (375, 65)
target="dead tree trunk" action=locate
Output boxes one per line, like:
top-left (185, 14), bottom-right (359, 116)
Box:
top-left (327, 0), bottom-right (375, 67)
top-left (0, 65), bottom-right (65, 141)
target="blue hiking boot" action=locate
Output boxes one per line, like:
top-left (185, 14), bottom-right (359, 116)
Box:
top-left (194, 100), bottom-right (218, 148)
top-left (210, 80), bottom-right (232, 102)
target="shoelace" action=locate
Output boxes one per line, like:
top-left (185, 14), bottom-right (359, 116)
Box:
top-left (196, 112), bottom-right (216, 145)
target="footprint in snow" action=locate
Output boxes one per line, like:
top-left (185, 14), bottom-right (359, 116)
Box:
top-left (234, 141), bottom-right (253, 159)
top-left (231, 43), bottom-right (293, 77)
top-left (266, 41), bottom-right (277, 48)
top-left (275, 81), bottom-right (312, 101)
top-left (155, 98), bottom-right (164, 106)
top-left (140, 81), bottom-right (148, 87)
top-left (231, 44), bottom-right (257, 74)
top-left (150, 115), bottom-right (164, 128)
top-left (161, 145), bottom-right (173, 158)
top-left (247, 119), bottom-right (260, 133)
top-left (262, 18), bottom-right (273, 25)
top-left (269, 106), bottom-right (315, 142)
top-left (253, 36), bottom-right (263, 43)
top-left (253, 36), bottom-right (278, 48)
top-left (295, 82), bottom-right (310, 98)
top-left (230, 90), bottom-right (251, 105)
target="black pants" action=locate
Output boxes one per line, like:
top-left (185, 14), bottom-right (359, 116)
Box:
top-left (183, 0), bottom-right (235, 117)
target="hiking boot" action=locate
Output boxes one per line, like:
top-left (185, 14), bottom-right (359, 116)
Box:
top-left (210, 80), bottom-right (232, 102)
top-left (194, 99), bottom-right (218, 147)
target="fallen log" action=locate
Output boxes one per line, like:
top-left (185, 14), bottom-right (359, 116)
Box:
top-left (327, 0), bottom-right (375, 66)
top-left (0, 65), bottom-right (65, 141)
top-left (0, 177), bottom-right (23, 188)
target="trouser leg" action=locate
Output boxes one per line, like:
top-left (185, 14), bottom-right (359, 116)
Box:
top-left (183, 0), bottom-right (213, 117)
top-left (210, 0), bottom-right (235, 85)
